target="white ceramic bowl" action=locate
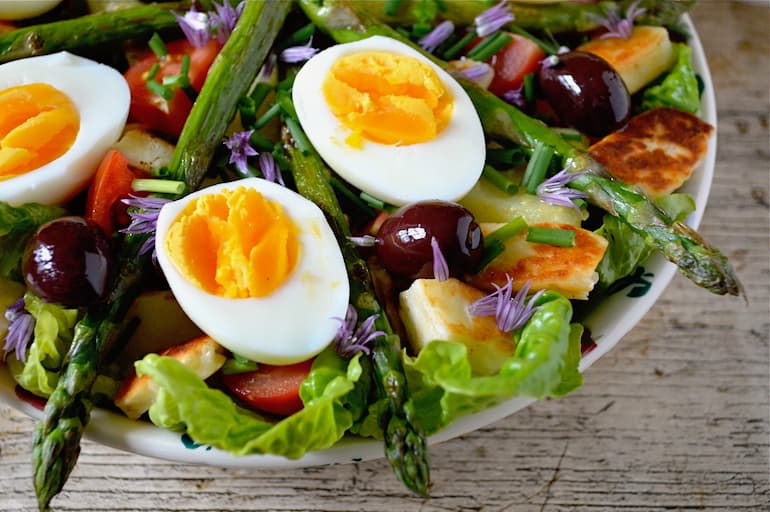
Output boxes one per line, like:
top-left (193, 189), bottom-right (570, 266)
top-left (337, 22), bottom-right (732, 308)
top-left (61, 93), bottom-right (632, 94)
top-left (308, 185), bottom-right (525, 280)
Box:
top-left (0, 15), bottom-right (716, 469)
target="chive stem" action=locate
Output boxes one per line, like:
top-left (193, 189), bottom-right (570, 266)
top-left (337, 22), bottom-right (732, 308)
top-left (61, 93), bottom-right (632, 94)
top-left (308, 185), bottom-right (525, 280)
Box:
top-left (330, 177), bottom-right (377, 217)
top-left (285, 117), bottom-right (312, 155)
top-left (276, 90), bottom-right (298, 120)
top-left (486, 147), bottom-right (529, 166)
top-left (284, 23), bottom-right (316, 48)
top-left (466, 32), bottom-right (511, 62)
top-left (522, 141), bottom-right (554, 194)
top-left (148, 32), bottom-right (167, 58)
top-left (485, 216), bottom-right (529, 247)
top-left (384, 0), bottom-right (402, 16)
top-left (131, 178), bottom-right (186, 195)
top-left (477, 241), bottom-right (505, 272)
top-left (523, 72), bottom-right (536, 104)
top-left (253, 103), bottom-right (282, 129)
top-left (442, 30), bottom-right (476, 60)
top-left (359, 192), bottom-right (393, 212)
top-left (526, 226), bottom-right (576, 247)
top-left (248, 130), bottom-right (275, 151)
top-left (482, 165), bottom-right (518, 194)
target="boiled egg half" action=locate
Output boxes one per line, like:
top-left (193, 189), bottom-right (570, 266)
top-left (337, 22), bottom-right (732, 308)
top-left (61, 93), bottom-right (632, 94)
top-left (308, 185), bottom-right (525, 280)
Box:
top-left (0, 52), bottom-right (130, 206)
top-left (0, 0), bottom-right (61, 20)
top-left (155, 178), bottom-right (350, 365)
top-left (292, 36), bottom-right (486, 206)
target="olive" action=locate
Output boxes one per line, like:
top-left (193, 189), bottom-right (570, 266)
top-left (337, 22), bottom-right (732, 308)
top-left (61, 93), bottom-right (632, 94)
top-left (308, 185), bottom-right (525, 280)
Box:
top-left (537, 51), bottom-right (631, 138)
top-left (22, 216), bottom-right (114, 307)
top-left (375, 201), bottom-right (483, 279)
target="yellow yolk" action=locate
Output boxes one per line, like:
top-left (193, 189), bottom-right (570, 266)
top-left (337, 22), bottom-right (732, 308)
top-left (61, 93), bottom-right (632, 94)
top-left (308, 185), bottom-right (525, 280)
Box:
top-left (322, 51), bottom-right (453, 147)
top-left (166, 187), bottom-right (300, 299)
top-left (0, 83), bottom-right (80, 179)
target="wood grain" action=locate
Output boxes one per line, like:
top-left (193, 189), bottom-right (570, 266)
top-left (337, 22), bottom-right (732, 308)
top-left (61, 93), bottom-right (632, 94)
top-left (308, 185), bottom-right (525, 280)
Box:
top-left (1, 2), bottom-right (768, 511)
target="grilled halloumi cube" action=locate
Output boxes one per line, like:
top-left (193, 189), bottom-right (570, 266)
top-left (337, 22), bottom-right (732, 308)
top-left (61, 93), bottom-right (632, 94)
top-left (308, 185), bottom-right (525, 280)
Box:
top-left (469, 223), bottom-right (608, 300)
top-left (115, 335), bottom-right (227, 420)
top-left (112, 125), bottom-right (175, 173)
top-left (577, 26), bottom-right (676, 95)
top-left (589, 107), bottom-right (714, 197)
top-left (399, 278), bottom-right (515, 376)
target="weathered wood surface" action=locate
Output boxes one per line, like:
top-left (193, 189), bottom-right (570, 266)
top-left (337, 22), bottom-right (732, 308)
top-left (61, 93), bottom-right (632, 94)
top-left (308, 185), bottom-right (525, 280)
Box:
top-left (1, 2), bottom-right (768, 511)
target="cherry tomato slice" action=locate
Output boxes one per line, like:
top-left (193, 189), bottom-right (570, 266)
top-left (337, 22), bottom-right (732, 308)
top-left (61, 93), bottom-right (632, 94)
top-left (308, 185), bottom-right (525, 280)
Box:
top-left (85, 149), bottom-right (142, 235)
top-left (221, 359), bottom-right (314, 416)
top-left (487, 34), bottom-right (546, 97)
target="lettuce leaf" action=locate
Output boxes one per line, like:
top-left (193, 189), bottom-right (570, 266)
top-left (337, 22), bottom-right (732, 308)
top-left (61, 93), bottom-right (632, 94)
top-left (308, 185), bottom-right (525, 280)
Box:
top-left (402, 292), bottom-right (579, 435)
top-left (596, 193), bottom-right (696, 288)
top-left (135, 347), bottom-right (368, 458)
top-left (641, 43), bottom-right (701, 114)
top-left (0, 202), bottom-right (66, 281)
top-left (6, 293), bottom-right (78, 397)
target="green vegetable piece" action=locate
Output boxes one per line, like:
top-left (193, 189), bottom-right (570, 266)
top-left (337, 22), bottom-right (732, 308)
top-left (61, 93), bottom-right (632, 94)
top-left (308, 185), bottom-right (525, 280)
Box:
top-left (642, 43), bottom-right (701, 114)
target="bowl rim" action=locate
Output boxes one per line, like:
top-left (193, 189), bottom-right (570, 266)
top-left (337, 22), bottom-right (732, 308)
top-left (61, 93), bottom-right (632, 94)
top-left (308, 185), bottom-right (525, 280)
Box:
top-left (0, 14), bottom-right (717, 469)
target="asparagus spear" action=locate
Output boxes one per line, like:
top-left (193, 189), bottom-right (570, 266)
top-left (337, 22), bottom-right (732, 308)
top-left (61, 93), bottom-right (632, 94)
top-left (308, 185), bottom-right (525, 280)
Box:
top-left (31, 2), bottom-right (291, 509)
top-left (0, 3), bottom-right (187, 64)
top-left (283, 128), bottom-right (430, 496)
top-left (297, 0), bottom-right (742, 297)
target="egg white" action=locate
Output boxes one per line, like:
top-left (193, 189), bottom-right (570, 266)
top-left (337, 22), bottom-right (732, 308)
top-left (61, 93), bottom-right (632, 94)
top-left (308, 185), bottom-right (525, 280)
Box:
top-left (0, 52), bottom-right (130, 206)
top-left (0, 0), bottom-right (61, 20)
top-left (292, 35), bottom-right (486, 207)
top-left (155, 178), bottom-right (350, 365)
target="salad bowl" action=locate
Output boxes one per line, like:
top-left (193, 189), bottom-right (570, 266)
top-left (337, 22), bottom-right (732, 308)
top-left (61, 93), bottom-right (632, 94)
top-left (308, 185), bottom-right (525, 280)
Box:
top-left (0, 10), bottom-right (717, 471)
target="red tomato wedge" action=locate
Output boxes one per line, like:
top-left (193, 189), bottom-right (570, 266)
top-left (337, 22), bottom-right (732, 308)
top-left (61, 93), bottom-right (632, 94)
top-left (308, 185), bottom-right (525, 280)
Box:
top-left (221, 359), bottom-right (314, 416)
top-left (85, 149), bottom-right (141, 235)
top-left (124, 39), bottom-right (220, 138)
top-left (487, 34), bottom-right (546, 97)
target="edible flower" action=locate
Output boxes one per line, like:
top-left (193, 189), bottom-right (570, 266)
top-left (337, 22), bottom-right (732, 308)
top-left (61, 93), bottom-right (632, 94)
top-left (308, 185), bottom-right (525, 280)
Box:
top-left (468, 277), bottom-right (544, 333)
top-left (258, 152), bottom-right (284, 186)
top-left (536, 169), bottom-right (588, 210)
top-left (596, 0), bottom-right (646, 40)
top-left (431, 237), bottom-right (449, 281)
top-left (459, 61), bottom-right (493, 81)
top-left (2, 298), bottom-right (34, 363)
top-left (348, 235), bottom-right (378, 247)
top-left (174, 7), bottom-right (211, 47)
top-left (502, 86), bottom-right (525, 107)
top-left (419, 20), bottom-right (455, 53)
top-left (121, 195), bottom-right (173, 258)
top-left (210, 1), bottom-right (245, 44)
top-left (331, 304), bottom-right (385, 358)
top-left (280, 38), bottom-right (319, 63)
top-left (224, 130), bottom-right (258, 175)
top-left (474, 1), bottom-right (515, 38)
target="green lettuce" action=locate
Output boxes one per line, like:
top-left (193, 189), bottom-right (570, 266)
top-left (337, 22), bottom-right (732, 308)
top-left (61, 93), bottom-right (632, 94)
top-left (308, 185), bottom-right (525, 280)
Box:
top-left (0, 201), bottom-right (66, 281)
top-left (6, 293), bottom-right (78, 397)
top-left (596, 193), bottom-right (696, 288)
top-left (641, 43), bottom-right (701, 114)
top-left (135, 347), bottom-right (369, 458)
top-left (402, 292), bottom-right (580, 435)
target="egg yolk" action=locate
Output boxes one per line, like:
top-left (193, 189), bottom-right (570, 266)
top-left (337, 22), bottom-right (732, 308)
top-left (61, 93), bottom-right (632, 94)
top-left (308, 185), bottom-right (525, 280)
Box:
top-left (322, 51), bottom-right (453, 148)
top-left (166, 187), bottom-right (300, 299)
top-left (0, 83), bottom-right (80, 180)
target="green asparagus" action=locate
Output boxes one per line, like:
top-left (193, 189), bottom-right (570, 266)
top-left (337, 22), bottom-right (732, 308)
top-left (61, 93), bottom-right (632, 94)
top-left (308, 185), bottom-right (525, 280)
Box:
top-left (297, 0), bottom-right (742, 297)
top-left (283, 127), bottom-right (430, 496)
top-left (31, 2), bottom-right (290, 509)
top-left (0, 3), bottom-right (187, 64)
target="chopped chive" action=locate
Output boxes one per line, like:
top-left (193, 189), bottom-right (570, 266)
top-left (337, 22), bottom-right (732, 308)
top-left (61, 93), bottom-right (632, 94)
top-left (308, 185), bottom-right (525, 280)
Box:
top-left (238, 97), bottom-right (257, 127)
top-left (330, 178), bottom-right (376, 217)
top-left (523, 73), bottom-right (536, 103)
top-left (284, 23), bottom-right (316, 48)
top-left (477, 240), bottom-right (505, 271)
top-left (277, 71), bottom-right (297, 91)
top-left (359, 192), bottom-right (394, 212)
top-left (148, 32), bottom-right (167, 58)
top-left (486, 147), bottom-right (529, 166)
top-left (526, 227), bottom-right (576, 247)
top-left (507, 25), bottom-right (560, 55)
top-left (276, 90), bottom-right (298, 121)
top-left (285, 117), bottom-right (313, 155)
top-left (485, 216), bottom-right (528, 247)
top-left (145, 80), bottom-right (173, 100)
top-left (253, 103), bottom-right (282, 129)
top-left (131, 178), bottom-right (186, 195)
top-left (521, 141), bottom-right (554, 194)
top-left (162, 54), bottom-right (197, 102)
top-left (411, 23), bottom-right (432, 39)
top-left (248, 130), bottom-right (275, 151)
top-left (442, 30), bottom-right (476, 60)
top-left (146, 62), bottom-right (161, 81)
top-left (466, 32), bottom-right (511, 62)
top-left (482, 165), bottom-right (518, 194)
top-left (555, 128), bottom-right (586, 143)
top-left (221, 354), bottom-right (259, 375)
top-left (384, 0), bottom-right (402, 16)
top-left (250, 82), bottom-right (273, 106)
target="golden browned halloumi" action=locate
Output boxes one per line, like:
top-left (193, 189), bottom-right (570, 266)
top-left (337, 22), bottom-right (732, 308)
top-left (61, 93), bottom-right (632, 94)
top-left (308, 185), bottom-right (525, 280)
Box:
top-left (589, 107), bottom-right (714, 198)
top-left (469, 222), bottom-right (608, 300)
top-left (577, 26), bottom-right (676, 95)
top-left (115, 335), bottom-right (227, 420)
top-left (399, 278), bottom-right (515, 376)
top-left (112, 125), bottom-right (175, 173)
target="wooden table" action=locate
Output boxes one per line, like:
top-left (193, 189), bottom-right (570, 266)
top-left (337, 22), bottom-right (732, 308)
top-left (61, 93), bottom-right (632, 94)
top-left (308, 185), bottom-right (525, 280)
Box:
top-left (1, 2), bottom-right (768, 511)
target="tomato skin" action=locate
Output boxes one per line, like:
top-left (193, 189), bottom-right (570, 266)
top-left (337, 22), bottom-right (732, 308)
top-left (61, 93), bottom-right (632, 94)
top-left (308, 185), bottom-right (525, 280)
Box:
top-left (124, 39), bottom-right (220, 138)
top-left (85, 149), bottom-right (143, 235)
top-left (487, 34), bottom-right (546, 97)
top-left (222, 359), bottom-right (314, 416)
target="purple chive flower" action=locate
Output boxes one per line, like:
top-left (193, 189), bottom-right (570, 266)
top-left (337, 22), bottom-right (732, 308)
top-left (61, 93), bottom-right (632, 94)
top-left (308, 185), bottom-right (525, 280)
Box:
top-left (224, 130), bottom-right (258, 175)
top-left (596, 0), bottom-right (646, 40)
top-left (3, 298), bottom-right (34, 363)
top-left (258, 53), bottom-right (277, 82)
top-left (431, 237), bottom-right (449, 281)
top-left (121, 195), bottom-right (172, 258)
top-left (174, 7), bottom-right (211, 48)
top-left (210, 1), bottom-right (245, 44)
top-left (279, 37), bottom-right (319, 64)
top-left (474, 0), bottom-right (515, 38)
top-left (459, 61), bottom-right (492, 81)
top-left (536, 169), bottom-right (588, 210)
top-left (348, 235), bottom-right (378, 248)
top-left (468, 277), bottom-right (544, 333)
top-left (419, 20), bottom-right (455, 53)
top-left (331, 304), bottom-right (385, 358)
top-left (258, 152), bottom-right (284, 186)
top-left (502, 86), bottom-right (525, 107)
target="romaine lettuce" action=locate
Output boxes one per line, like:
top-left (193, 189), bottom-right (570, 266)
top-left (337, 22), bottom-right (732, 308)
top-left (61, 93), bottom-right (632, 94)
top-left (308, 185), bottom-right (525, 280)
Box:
top-left (641, 43), bottom-right (701, 114)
